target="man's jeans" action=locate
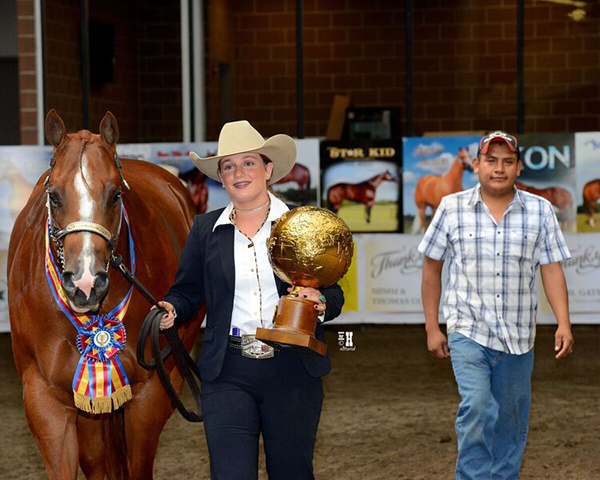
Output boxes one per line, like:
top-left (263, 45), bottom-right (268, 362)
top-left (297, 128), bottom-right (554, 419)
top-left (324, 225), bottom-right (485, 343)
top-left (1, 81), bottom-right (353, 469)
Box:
top-left (448, 333), bottom-right (535, 480)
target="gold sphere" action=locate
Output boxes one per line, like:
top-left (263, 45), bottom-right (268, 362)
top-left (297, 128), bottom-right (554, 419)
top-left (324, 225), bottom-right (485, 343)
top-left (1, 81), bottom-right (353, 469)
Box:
top-left (267, 206), bottom-right (354, 288)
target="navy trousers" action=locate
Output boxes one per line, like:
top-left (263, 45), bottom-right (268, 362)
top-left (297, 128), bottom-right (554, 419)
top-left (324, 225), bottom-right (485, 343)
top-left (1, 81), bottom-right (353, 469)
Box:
top-left (201, 346), bottom-right (324, 480)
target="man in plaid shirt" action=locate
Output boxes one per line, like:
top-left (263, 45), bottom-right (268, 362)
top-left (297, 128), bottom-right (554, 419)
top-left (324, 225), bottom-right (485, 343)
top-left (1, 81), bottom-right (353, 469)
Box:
top-left (418, 131), bottom-right (574, 480)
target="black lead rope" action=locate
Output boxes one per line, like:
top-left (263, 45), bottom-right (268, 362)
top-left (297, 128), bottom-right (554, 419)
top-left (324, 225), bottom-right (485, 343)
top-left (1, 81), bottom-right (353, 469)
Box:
top-left (110, 254), bottom-right (203, 422)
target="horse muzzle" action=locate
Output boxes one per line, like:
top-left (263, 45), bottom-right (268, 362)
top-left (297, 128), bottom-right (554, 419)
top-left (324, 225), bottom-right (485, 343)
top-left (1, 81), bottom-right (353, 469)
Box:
top-left (61, 270), bottom-right (109, 313)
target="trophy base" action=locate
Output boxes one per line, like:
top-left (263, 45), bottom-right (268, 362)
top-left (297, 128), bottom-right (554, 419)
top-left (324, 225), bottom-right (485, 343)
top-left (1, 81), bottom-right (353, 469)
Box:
top-left (256, 327), bottom-right (327, 356)
top-left (255, 295), bottom-right (328, 356)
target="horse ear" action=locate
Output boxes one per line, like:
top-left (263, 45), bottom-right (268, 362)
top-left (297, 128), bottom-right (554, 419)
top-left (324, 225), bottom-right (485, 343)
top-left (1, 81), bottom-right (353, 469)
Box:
top-left (100, 111), bottom-right (119, 146)
top-left (45, 109), bottom-right (66, 147)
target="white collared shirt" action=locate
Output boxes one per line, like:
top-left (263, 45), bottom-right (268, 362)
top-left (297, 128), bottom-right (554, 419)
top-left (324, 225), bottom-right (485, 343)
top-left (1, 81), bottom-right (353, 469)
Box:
top-left (213, 191), bottom-right (289, 335)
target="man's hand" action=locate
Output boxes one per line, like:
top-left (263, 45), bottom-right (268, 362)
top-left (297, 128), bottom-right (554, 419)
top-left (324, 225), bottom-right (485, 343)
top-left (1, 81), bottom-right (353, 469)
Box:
top-left (427, 328), bottom-right (449, 359)
top-left (554, 325), bottom-right (574, 359)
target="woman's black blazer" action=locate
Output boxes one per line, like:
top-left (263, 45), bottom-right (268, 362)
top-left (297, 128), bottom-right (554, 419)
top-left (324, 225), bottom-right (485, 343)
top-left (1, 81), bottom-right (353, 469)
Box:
top-left (164, 207), bottom-right (345, 381)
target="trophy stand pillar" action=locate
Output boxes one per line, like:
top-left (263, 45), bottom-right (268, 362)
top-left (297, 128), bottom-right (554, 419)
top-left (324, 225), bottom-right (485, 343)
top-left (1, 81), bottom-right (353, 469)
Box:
top-left (256, 296), bottom-right (327, 356)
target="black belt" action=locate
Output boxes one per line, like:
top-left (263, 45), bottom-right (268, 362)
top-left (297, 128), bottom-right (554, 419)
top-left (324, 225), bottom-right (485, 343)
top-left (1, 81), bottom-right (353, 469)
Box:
top-left (228, 335), bottom-right (242, 349)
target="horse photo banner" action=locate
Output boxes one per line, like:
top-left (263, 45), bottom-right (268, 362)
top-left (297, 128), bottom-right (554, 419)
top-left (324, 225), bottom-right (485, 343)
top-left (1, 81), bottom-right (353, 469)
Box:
top-left (518, 133), bottom-right (576, 233)
top-left (402, 135), bottom-right (479, 234)
top-left (271, 139), bottom-right (320, 207)
top-left (118, 139), bottom-right (321, 212)
top-left (0, 146), bottom-right (53, 332)
top-left (320, 140), bottom-right (402, 232)
top-left (574, 132), bottom-right (600, 233)
top-left (2, 135), bottom-right (600, 332)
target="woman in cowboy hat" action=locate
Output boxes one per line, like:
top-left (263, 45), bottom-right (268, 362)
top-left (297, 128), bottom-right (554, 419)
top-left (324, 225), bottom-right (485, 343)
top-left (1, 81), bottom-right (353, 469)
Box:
top-left (158, 120), bottom-right (344, 479)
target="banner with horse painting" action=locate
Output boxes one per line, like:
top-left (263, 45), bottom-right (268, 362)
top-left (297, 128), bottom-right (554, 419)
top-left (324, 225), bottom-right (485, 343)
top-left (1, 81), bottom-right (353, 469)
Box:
top-left (117, 142), bottom-right (222, 214)
top-left (271, 138), bottom-right (320, 206)
top-left (402, 135), bottom-right (479, 233)
top-left (119, 139), bottom-right (321, 212)
top-left (574, 132), bottom-right (600, 232)
top-left (0, 146), bottom-right (53, 332)
top-left (321, 141), bottom-right (401, 232)
top-left (517, 133), bottom-right (577, 233)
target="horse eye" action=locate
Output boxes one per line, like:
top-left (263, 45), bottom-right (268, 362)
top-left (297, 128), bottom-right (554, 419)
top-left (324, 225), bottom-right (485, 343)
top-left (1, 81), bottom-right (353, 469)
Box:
top-left (49, 192), bottom-right (60, 206)
top-left (112, 191), bottom-right (122, 204)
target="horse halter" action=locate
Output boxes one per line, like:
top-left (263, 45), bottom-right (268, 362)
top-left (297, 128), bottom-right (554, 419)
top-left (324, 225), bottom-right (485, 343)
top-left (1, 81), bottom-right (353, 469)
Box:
top-left (44, 153), bottom-right (130, 271)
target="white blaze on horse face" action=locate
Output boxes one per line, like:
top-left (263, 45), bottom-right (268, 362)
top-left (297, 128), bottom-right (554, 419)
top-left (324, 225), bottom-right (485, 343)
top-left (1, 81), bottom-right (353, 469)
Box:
top-left (72, 153), bottom-right (98, 300)
top-left (75, 153), bottom-right (94, 219)
top-left (75, 256), bottom-right (95, 300)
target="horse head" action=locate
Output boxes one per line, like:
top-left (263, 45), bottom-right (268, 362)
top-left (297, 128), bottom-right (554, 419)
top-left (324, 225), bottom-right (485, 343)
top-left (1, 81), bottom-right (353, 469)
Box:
top-left (382, 170), bottom-right (397, 182)
top-left (44, 109), bottom-right (126, 313)
top-left (458, 148), bottom-right (474, 172)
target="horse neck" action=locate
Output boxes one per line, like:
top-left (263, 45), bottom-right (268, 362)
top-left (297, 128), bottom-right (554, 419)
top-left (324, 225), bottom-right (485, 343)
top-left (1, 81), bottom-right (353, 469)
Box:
top-left (368, 174), bottom-right (386, 187)
top-left (444, 158), bottom-right (464, 186)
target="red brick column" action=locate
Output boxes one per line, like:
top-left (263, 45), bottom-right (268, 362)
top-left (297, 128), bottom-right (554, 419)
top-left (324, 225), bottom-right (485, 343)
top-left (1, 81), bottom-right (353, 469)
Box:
top-left (17, 0), bottom-right (39, 145)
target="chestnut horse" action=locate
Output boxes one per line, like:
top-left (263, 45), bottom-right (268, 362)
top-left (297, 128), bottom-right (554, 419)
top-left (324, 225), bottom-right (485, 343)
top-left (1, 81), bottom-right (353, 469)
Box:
top-left (7, 110), bottom-right (201, 479)
top-left (515, 181), bottom-right (575, 231)
top-left (180, 168), bottom-right (209, 214)
top-left (582, 178), bottom-right (600, 227)
top-left (276, 163), bottom-right (311, 204)
top-left (327, 170), bottom-right (396, 223)
top-left (413, 148), bottom-right (473, 233)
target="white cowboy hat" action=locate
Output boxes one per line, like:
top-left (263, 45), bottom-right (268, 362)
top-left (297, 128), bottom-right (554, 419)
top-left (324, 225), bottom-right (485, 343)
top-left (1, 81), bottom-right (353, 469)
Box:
top-left (189, 120), bottom-right (296, 184)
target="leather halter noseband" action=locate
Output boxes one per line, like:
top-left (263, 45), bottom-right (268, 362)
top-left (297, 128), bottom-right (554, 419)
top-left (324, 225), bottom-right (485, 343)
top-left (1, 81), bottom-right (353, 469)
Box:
top-left (44, 152), bottom-right (130, 271)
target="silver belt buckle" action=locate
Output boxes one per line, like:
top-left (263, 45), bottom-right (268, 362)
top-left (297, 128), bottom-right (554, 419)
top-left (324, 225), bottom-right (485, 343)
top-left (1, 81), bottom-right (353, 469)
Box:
top-left (241, 334), bottom-right (274, 359)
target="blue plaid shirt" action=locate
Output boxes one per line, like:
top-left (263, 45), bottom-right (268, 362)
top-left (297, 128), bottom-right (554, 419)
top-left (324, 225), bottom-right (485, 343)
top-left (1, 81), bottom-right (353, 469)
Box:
top-left (418, 184), bottom-right (571, 354)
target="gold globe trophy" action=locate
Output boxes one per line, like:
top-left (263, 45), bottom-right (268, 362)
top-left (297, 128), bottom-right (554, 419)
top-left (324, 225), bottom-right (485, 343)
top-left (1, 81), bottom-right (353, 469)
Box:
top-left (256, 207), bottom-right (353, 356)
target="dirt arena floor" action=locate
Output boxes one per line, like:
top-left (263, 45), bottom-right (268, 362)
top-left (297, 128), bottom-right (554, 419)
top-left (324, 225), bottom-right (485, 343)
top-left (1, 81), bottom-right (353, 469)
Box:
top-left (1, 325), bottom-right (599, 479)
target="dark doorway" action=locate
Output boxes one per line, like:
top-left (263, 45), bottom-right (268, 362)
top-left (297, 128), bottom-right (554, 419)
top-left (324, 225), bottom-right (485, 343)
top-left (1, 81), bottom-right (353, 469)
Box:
top-left (0, 0), bottom-right (21, 145)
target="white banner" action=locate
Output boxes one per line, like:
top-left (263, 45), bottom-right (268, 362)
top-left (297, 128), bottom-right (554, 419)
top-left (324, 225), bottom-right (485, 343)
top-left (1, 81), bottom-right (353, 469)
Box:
top-left (364, 235), bottom-right (426, 313)
top-left (334, 233), bottom-right (600, 325)
top-left (2, 144), bottom-right (599, 331)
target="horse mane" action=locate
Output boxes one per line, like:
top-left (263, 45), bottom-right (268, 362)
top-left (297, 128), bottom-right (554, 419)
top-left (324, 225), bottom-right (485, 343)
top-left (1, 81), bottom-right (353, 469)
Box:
top-left (367, 171), bottom-right (384, 184)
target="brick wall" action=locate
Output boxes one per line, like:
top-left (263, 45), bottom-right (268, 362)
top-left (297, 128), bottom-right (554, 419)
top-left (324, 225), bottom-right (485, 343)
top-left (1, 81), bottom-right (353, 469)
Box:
top-left (205, 0), bottom-right (235, 140)
top-left (18, 1), bottom-right (600, 143)
top-left (137, 1), bottom-right (182, 142)
top-left (16, 0), bottom-right (38, 144)
top-left (524, 1), bottom-right (599, 132)
top-left (43, 0), bottom-right (83, 135)
top-left (40, 0), bottom-right (182, 142)
top-left (412, 0), bottom-right (518, 134)
top-left (205, 0), bottom-right (599, 139)
top-left (88, 1), bottom-right (141, 141)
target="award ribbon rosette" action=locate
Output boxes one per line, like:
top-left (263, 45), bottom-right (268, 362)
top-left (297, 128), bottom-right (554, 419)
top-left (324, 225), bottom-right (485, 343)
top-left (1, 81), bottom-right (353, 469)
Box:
top-left (44, 208), bottom-right (134, 413)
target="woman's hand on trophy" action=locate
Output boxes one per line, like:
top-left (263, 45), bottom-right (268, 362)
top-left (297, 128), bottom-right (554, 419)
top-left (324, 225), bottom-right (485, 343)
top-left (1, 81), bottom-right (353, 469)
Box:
top-left (289, 287), bottom-right (327, 313)
top-left (152, 300), bottom-right (177, 330)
